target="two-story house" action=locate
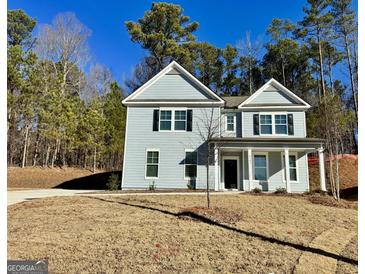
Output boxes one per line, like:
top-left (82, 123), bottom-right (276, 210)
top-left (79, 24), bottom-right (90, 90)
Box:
top-left (121, 61), bottom-right (327, 193)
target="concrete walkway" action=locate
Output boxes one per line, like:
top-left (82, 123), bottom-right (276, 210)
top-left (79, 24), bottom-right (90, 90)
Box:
top-left (294, 227), bottom-right (356, 274)
top-left (7, 189), bottom-right (103, 206)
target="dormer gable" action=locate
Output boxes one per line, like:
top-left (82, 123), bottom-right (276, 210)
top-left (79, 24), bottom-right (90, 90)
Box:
top-left (238, 78), bottom-right (310, 110)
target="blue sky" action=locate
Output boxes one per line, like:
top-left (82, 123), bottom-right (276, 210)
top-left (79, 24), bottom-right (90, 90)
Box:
top-left (8, 0), bottom-right (357, 87)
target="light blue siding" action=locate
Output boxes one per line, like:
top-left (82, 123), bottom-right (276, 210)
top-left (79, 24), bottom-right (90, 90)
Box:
top-left (123, 106), bottom-right (219, 189)
top-left (248, 87), bottom-right (298, 105)
top-left (242, 111), bottom-right (306, 137)
top-left (134, 74), bottom-right (214, 100)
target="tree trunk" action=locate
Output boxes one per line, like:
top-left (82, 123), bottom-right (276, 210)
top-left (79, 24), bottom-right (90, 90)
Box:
top-left (344, 34), bottom-right (358, 120)
top-left (281, 55), bottom-right (286, 86)
top-left (44, 144), bottom-right (50, 167)
top-left (93, 147), bottom-right (97, 173)
top-left (21, 124), bottom-right (30, 168)
top-left (32, 133), bottom-right (40, 166)
top-left (206, 161), bottom-right (210, 209)
top-left (51, 139), bottom-right (60, 168)
top-left (317, 37), bottom-right (326, 97)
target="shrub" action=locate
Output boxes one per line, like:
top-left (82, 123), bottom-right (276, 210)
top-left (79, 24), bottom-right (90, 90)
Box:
top-left (251, 187), bottom-right (262, 193)
top-left (274, 187), bottom-right (287, 194)
top-left (107, 173), bottom-right (120, 191)
top-left (148, 181), bottom-right (156, 191)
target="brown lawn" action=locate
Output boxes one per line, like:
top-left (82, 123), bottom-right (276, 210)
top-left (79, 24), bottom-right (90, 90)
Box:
top-left (7, 167), bottom-right (104, 189)
top-left (8, 194), bottom-right (357, 274)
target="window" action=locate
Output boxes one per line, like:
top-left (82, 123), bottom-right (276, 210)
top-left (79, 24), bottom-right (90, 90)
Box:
top-left (175, 110), bottom-right (187, 131)
top-left (226, 113), bottom-right (235, 132)
top-left (185, 150), bottom-right (197, 179)
top-left (254, 154), bottom-right (268, 180)
top-left (160, 110), bottom-right (172, 130)
top-left (146, 150), bottom-right (159, 178)
top-left (282, 154), bottom-right (297, 181)
top-left (260, 115), bottom-right (272, 134)
top-left (275, 115), bottom-right (288, 134)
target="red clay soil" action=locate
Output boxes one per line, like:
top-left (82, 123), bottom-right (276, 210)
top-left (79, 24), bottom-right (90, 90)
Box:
top-left (7, 167), bottom-right (103, 189)
top-left (309, 157), bottom-right (358, 192)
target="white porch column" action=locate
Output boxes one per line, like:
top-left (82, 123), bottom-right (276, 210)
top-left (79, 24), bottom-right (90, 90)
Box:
top-left (248, 148), bottom-right (253, 191)
top-left (214, 145), bottom-right (219, 191)
top-left (284, 148), bottom-right (291, 193)
top-left (318, 146), bottom-right (327, 192)
top-left (242, 149), bottom-right (245, 191)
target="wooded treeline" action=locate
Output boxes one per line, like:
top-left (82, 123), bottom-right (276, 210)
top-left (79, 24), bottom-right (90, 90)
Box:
top-left (8, 11), bottom-right (125, 171)
top-left (8, 0), bottom-right (357, 192)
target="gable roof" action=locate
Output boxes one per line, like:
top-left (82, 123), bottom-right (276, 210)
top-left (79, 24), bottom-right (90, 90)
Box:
top-left (238, 78), bottom-right (311, 109)
top-left (122, 61), bottom-right (225, 106)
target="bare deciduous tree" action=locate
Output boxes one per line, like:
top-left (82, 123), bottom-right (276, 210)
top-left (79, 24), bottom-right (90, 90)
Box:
top-left (195, 107), bottom-right (222, 208)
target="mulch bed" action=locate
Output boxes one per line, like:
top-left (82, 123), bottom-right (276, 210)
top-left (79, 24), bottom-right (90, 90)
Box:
top-left (306, 194), bottom-right (357, 210)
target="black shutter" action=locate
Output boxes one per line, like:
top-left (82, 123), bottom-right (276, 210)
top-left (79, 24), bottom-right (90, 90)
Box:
top-left (187, 109), bottom-right (193, 131)
top-left (288, 114), bottom-right (294, 135)
top-left (253, 114), bottom-right (260, 135)
top-left (153, 109), bottom-right (159, 131)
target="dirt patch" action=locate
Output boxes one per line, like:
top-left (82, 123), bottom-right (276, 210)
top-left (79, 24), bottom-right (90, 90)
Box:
top-left (309, 158), bottom-right (358, 192)
top-left (336, 235), bottom-right (358, 274)
top-left (180, 206), bottom-right (243, 224)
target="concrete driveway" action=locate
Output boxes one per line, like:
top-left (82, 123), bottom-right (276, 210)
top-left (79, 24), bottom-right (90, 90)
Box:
top-left (7, 189), bottom-right (101, 206)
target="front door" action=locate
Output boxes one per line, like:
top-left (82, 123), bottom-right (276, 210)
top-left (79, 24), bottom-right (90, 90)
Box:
top-left (224, 159), bottom-right (238, 189)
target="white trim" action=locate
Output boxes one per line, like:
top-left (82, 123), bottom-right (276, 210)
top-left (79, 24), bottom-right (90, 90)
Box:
top-left (305, 153), bottom-right (310, 191)
top-left (252, 152), bottom-right (269, 182)
top-left (280, 151), bottom-right (299, 183)
top-left (184, 149), bottom-right (198, 180)
top-left (242, 150), bottom-right (245, 191)
top-left (121, 108), bottom-right (129, 188)
top-left (240, 105), bottom-right (310, 110)
top-left (222, 156), bottom-right (240, 190)
top-left (122, 61), bottom-right (225, 104)
top-left (238, 78), bottom-right (311, 108)
top-left (225, 112), bottom-right (236, 133)
top-left (214, 146), bottom-right (219, 191)
top-left (247, 148), bottom-right (253, 191)
top-left (145, 149), bottom-right (160, 179)
top-left (124, 101), bottom-right (224, 106)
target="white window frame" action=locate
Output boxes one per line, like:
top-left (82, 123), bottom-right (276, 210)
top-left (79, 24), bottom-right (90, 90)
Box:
top-left (259, 114), bottom-right (273, 136)
top-left (258, 112), bottom-right (289, 136)
top-left (281, 152), bottom-right (299, 183)
top-left (225, 113), bottom-right (236, 132)
top-left (274, 114), bottom-right (288, 135)
top-left (252, 152), bottom-right (269, 182)
top-left (145, 149), bottom-right (160, 179)
top-left (159, 107), bottom-right (188, 132)
top-left (184, 149), bottom-right (198, 180)
top-left (174, 110), bottom-right (187, 131)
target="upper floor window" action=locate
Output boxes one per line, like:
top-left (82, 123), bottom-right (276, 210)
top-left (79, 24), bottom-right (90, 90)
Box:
top-left (260, 115), bottom-right (272, 134)
top-left (275, 115), bottom-right (288, 134)
top-left (153, 109), bottom-right (193, 132)
top-left (160, 110), bottom-right (172, 130)
top-left (254, 113), bottom-right (293, 136)
top-left (226, 113), bottom-right (235, 132)
top-left (175, 110), bottom-right (187, 131)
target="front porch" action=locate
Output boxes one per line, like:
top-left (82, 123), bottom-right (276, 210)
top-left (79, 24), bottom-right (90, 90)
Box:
top-left (210, 138), bottom-right (326, 193)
